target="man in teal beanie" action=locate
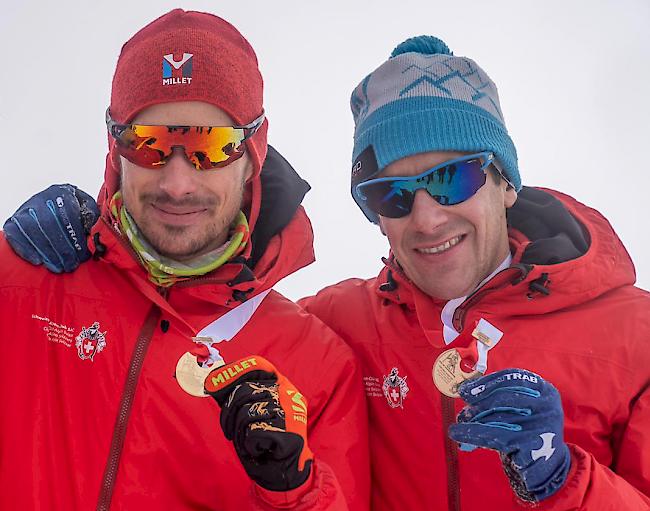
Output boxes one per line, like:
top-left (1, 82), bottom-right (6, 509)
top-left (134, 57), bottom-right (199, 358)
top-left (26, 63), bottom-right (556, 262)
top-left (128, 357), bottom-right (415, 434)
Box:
top-left (308, 35), bottom-right (650, 510)
top-left (6, 34), bottom-right (650, 510)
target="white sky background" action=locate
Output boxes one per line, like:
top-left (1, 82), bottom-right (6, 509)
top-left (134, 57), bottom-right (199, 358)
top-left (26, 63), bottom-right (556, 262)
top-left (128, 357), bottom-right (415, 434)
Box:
top-left (1, 0), bottom-right (648, 300)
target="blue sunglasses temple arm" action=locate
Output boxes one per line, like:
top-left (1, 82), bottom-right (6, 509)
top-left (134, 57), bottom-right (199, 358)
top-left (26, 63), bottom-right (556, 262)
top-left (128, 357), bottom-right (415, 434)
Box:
top-left (490, 157), bottom-right (516, 189)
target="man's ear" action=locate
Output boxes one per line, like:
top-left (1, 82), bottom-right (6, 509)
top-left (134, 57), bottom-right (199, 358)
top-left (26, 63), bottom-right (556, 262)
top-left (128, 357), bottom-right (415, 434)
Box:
top-left (243, 155), bottom-right (255, 183)
top-left (118, 155), bottom-right (125, 180)
top-left (504, 184), bottom-right (518, 209)
top-left (378, 216), bottom-right (387, 236)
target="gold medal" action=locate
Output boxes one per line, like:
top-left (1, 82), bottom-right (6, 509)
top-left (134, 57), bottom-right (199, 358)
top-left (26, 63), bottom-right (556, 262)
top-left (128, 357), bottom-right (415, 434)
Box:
top-left (432, 348), bottom-right (481, 398)
top-left (175, 352), bottom-right (224, 398)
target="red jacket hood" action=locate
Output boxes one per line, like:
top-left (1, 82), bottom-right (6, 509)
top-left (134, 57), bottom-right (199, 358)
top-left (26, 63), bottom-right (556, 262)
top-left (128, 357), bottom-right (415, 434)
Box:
top-left (90, 145), bottom-right (313, 308)
top-left (376, 187), bottom-right (636, 321)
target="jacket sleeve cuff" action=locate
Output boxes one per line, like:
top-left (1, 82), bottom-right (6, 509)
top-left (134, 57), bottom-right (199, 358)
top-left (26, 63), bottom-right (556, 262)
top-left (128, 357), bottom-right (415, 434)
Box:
top-left (253, 459), bottom-right (345, 510)
top-left (534, 442), bottom-right (588, 510)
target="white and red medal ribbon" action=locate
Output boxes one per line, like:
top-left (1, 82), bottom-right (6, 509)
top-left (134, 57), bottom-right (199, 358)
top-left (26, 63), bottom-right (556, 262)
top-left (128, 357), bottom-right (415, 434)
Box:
top-left (175, 289), bottom-right (272, 397)
top-left (471, 318), bottom-right (504, 373)
top-left (445, 317), bottom-right (504, 374)
top-left (433, 317), bottom-right (504, 397)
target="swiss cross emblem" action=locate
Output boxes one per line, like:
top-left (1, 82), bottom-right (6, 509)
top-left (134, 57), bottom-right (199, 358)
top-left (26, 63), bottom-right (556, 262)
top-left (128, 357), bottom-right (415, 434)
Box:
top-left (382, 367), bottom-right (409, 409)
top-left (75, 322), bottom-right (107, 362)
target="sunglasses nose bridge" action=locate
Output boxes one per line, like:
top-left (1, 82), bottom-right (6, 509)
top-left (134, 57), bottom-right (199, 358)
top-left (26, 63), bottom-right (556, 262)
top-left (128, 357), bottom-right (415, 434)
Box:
top-left (161, 145), bottom-right (196, 175)
top-left (165, 145), bottom-right (201, 170)
top-left (408, 188), bottom-right (452, 228)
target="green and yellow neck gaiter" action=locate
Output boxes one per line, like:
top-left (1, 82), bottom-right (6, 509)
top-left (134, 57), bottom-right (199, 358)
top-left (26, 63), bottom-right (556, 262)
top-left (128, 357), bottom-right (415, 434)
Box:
top-left (110, 192), bottom-right (249, 287)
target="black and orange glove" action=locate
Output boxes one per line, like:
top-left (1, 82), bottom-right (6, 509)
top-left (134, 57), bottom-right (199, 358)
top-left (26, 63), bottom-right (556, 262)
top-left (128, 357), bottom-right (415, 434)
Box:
top-left (205, 356), bottom-right (313, 492)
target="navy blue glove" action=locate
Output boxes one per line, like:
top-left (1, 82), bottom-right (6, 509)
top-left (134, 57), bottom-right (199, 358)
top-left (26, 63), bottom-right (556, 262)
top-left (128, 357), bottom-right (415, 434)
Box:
top-left (3, 184), bottom-right (99, 273)
top-left (448, 369), bottom-right (571, 503)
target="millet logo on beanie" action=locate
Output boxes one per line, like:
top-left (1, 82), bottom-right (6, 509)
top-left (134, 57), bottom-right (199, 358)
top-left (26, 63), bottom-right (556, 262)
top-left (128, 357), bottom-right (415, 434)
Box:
top-left (162, 52), bottom-right (193, 85)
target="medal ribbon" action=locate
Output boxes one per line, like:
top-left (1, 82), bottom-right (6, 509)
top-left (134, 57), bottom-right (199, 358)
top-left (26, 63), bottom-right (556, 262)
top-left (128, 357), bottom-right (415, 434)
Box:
top-left (449, 318), bottom-right (504, 374)
top-left (448, 329), bottom-right (480, 374)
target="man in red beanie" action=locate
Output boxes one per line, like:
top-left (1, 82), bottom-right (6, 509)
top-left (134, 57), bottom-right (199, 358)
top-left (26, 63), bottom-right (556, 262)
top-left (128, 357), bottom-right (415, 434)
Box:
top-left (0, 9), bottom-right (368, 510)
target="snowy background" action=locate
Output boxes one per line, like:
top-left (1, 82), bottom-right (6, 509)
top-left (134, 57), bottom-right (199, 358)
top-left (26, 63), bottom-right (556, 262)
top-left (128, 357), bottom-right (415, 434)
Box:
top-left (1, 0), bottom-right (648, 300)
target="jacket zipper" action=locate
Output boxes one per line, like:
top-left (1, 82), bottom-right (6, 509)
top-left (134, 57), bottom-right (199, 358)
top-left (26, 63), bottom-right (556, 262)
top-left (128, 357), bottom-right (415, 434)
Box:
top-left (96, 305), bottom-right (161, 511)
top-left (443, 266), bottom-right (527, 510)
top-left (442, 394), bottom-right (461, 511)
top-left (452, 267), bottom-right (525, 332)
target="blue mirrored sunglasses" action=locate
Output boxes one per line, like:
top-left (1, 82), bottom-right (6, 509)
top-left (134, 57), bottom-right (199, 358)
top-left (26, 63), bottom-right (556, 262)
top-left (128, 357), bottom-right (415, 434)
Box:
top-left (355, 152), bottom-right (512, 220)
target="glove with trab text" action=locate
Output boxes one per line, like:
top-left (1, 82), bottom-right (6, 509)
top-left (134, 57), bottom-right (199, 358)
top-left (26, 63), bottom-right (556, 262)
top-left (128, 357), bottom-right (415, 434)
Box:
top-left (204, 356), bottom-right (313, 492)
top-left (3, 184), bottom-right (99, 273)
top-left (448, 368), bottom-right (571, 503)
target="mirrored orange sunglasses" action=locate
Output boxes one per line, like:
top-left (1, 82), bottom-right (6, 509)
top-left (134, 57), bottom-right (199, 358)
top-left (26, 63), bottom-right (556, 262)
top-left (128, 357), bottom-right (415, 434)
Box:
top-left (106, 109), bottom-right (265, 171)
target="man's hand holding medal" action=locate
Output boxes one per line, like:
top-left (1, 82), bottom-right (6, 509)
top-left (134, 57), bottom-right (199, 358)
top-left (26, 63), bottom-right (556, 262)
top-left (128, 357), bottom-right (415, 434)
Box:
top-left (448, 367), bottom-right (571, 503)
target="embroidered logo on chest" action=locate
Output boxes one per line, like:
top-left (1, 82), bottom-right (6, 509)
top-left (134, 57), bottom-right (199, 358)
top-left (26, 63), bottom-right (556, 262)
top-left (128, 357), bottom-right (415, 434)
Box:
top-left (31, 314), bottom-right (108, 362)
top-left (75, 322), bottom-right (107, 362)
top-left (382, 367), bottom-right (410, 409)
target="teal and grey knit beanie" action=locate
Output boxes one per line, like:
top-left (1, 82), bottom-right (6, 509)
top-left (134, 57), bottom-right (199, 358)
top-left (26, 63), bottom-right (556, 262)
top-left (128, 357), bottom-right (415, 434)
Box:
top-left (350, 35), bottom-right (520, 224)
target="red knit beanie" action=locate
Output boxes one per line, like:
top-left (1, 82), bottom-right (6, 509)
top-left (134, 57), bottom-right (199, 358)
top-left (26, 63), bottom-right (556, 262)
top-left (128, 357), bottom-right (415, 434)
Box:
top-left (102, 9), bottom-right (268, 234)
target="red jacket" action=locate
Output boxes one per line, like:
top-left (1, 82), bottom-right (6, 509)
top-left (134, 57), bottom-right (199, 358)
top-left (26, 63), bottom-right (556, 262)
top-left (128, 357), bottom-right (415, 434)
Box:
top-left (0, 147), bottom-right (369, 510)
top-left (301, 188), bottom-right (650, 510)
